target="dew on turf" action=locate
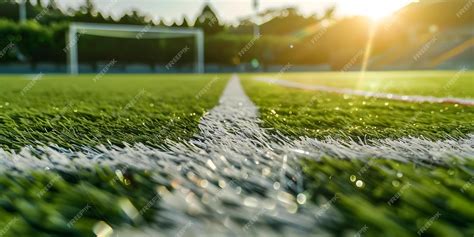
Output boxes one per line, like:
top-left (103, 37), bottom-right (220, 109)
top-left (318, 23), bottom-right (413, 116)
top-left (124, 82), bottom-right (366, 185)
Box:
top-left (119, 198), bottom-right (140, 221)
top-left (199, 179), bottom-right (209, 188)
top-left (244, 197), bottom-right (258, 207)
top-left (93, 221), bottom-right (113, 237)
top-left (297, 193), bottom-right (307, 204)
top-left (262, 167), bottom-right (271, 176)
top-left (206, 159), bottom-right (217, 170)
top-left (273, 182), bottom-right (281, 190)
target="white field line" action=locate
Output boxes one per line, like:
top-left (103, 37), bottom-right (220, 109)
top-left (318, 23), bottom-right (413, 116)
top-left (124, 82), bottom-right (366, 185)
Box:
top-left (255, 77), bottom-right (474, 106)
top-left (0, 75), bottom-right (473, 236)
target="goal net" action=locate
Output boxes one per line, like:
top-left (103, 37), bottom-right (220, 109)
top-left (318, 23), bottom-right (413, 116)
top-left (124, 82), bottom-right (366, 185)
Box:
top-left (66, 22), bottom-right (204, 74)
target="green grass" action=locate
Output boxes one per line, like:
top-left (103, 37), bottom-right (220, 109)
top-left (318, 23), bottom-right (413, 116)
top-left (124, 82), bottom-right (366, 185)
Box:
top-left (241, 76), bottom-right (474, 140)
top-left (241, 72), bottom-right (474, 236)
top-left (0, 74), bottom-right (228, 150)
top-left (0, 168), bottom-right (166, 237)
top-left (301, 158), bottom-right (474, 237)
top-left (0, 73), bottom-right (228, 235)
top-left (244, 71), bottom-right (474, 98)
top-left (0, 73), bottom-right (227, 235)
top-left (0, 72), bottom-right (473, 236)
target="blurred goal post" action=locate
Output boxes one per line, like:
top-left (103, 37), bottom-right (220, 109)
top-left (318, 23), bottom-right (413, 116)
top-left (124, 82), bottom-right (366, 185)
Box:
top-left (66, 22), bottom-right (205, 74)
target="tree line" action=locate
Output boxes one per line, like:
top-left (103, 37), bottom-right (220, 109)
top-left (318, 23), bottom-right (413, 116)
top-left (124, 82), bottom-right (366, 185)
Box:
top-left (0, 0), bottom-right (472, 69)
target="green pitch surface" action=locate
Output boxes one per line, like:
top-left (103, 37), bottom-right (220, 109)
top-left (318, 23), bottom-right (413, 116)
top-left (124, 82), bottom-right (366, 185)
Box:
top-left (0, 72), bottom-right (473, 236)
top-left (242, 71), bottom-right (474, 236)
top-left (301, 158), bottom-right (474, 237)
top-left (241, 72), bottom-right (474, 141)
top-left (246, 71), bottom-right (474, 98)
top-left (0, 74), bottom-right (228, 150)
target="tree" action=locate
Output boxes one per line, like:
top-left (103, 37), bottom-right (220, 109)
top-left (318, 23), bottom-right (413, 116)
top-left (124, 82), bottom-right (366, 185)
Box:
top-left (194, 3), bottom-right (224, 35)
top-left (0, 0), bottom-right (42, 22)
top-left (259, 7), bottom-right (319, 35)
top-left (182, 17), bottom-right (190, 27)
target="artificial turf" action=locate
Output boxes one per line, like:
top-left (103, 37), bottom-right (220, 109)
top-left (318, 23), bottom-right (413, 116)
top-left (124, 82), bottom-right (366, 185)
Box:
top-left (2, 158), bottom-right (472, 237)
top-left (244, 71), bottom-right (474, 98)
top-left (0, 168), bottom-right (164, 237)
top-left (301, 158), bottom-right (474, 237)
top-left (241, 75), bottom-right (474, 141)
top-left (0, 72), bottom-right (473, 236)
top-left (0, 74), bottom-right (228, 236)
top-left (242, 72), bottom-right (474, 236)
top-left (0, 74), bottom-right (228, 150)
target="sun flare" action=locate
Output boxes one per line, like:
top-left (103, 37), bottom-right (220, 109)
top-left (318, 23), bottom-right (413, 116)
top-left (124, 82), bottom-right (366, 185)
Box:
top-left (354, 0), bottom-right (415, 21)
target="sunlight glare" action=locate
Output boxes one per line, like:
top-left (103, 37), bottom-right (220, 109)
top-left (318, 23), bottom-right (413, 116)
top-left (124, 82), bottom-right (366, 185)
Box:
top-left (355, 0), bottom-right (415, 21)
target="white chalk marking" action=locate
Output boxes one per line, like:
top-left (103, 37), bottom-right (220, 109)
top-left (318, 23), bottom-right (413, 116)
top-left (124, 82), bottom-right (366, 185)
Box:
top-left (255, 77), bottom-right (474, 106)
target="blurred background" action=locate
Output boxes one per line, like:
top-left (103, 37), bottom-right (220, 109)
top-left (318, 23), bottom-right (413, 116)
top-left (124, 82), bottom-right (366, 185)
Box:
top-left (0, 0), bottom-right (473, 73)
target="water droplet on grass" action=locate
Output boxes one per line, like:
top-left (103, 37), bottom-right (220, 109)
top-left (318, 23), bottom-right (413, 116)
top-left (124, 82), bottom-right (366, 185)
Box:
top-left (288, 203), bottom-right (298, 213)
top-left (218, 180), bottom-right (226, 188)
top-left (273, 182), bottom-right (281, 190)
top-left (244, 197), bottom-right (258, 207)
top-left (297, 193), bottom-right (307, 204)
top-left (262, 167), bottom-right (271, 176)
top-left (93, 221), bottom-right (113, 237)
top-left (199, 179), bottom-right (208, 188)
top-left (118, 198), bottom-right (139, 221)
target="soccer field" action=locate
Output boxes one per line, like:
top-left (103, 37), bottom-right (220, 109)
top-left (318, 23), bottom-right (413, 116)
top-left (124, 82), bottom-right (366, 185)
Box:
top-left (0, 72), bottom-right (473, 236)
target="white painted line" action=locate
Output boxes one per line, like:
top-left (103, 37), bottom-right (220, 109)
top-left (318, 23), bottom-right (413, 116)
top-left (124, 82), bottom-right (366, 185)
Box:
top-left (255, 77), bottom-right (474, 106)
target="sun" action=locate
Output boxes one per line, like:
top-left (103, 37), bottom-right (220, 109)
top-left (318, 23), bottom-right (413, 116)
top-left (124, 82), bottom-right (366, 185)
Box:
top-left (355, 0), bottom-right (414, 21)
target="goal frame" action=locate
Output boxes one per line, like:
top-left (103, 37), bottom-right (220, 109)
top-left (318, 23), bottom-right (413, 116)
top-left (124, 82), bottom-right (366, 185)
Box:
top-left (66, 22), bottom-right (205, 74)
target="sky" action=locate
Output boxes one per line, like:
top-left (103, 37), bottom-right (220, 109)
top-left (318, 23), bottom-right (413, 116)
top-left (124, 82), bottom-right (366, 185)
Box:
top-left (42, 0), bottom-right (415, 25)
